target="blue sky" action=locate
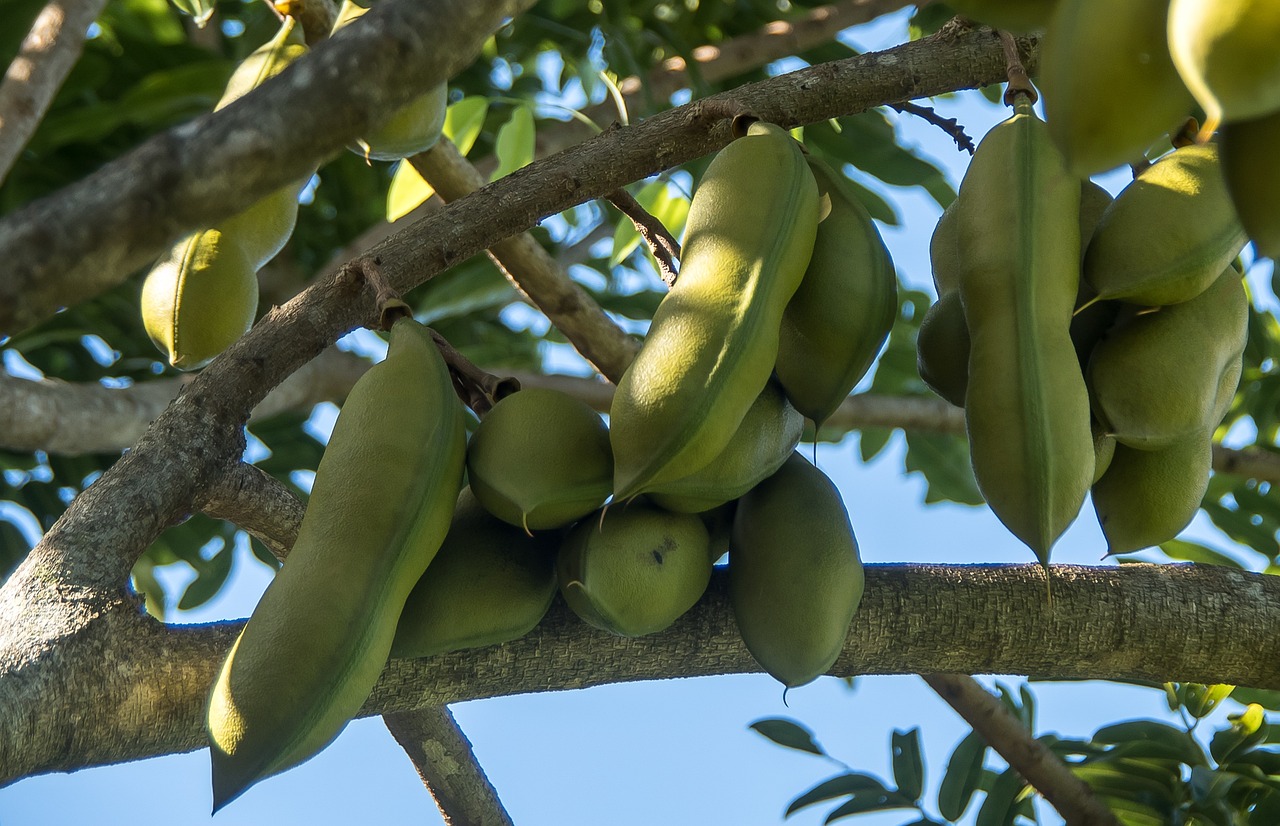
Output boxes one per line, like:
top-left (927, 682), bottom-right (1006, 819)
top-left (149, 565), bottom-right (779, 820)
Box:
top-left (2, 7), bottom-right (1273, 825)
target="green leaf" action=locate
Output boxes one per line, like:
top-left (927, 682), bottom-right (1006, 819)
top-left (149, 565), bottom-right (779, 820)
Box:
top-left (1073, 758), bottom-right (1180, 810)
top-left (176, 541), bottom-right (233, 610)
top-left (611, 180), bottom-right (663, 266)
top-left (786, 773), bottom-right (893, 817)
top-left (167, 0), bottom-right (216, 27)
top-left (891, 728), bottom-right (925, 803)
top-left (1232, 688), bottom-right (1280, 711)
top-left (938, 731), bottom-right (987, 820)
top-left (444, 96), bottom-right (489, 156)
top-left (1180, 684), bottom-right (1236, 719)
top-left (0, 518), bottom-right (31, 582)
top-left (824, 789), bottom-right (917, 822)
top-left (750, 718), bottom-right (825, 756)
top-left (386, 160), bottom-right (436, 222)
top-left (491, 105), bottom-right (536, 182)
top-left (1155, 539), bottom-right (1245, 569)
top-left (904, 431), bottom-right (984, 506)
top-left (1094, 720), bottom-right (1207, 766)
top-left (859, 428), bottom-right (893, 463)
top-left (1211, 704), bottom-right (1269, 764)
top-left (974, 767), bottom-right (1026, 826)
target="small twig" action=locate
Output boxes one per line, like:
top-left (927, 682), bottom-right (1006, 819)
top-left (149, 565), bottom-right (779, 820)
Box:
top-left (605, 187), bottom-right (682, 286)
top-left (923, 674), bottom-right (1121, 826)
top-left (998, 31), bottom-right (1036, 105)
top-left (384, 706), bottom-right (515, 826)
top-left (0, 0), bottom-right (111, 183)
top-left (428, 328), bottom-right (520, 416)
top-left (888, 101), bottom-right (975, 154)
top-left (198, 462), bottom-right (306, 562)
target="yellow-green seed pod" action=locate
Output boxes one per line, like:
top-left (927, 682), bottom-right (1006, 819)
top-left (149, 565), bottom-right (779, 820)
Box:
top-left (466, 386), bottom-right (612, 531)
top-left (1087, 267), bottom-right (1247, 450)
top-left (391, 488), bottom-right (559, 658)
top-left (1221, 110), bottom-right (1280, 258)
top-left (609, 121), bottom-right (818, 499)
top-left (557, 501), bottom-right (712, 637)
top-left (141, 229), bottom-right (258, 370)
top-left (774, 156), bottom-right (897, 426)
top-left (729, 453), bottom-right (863, 688)
top-left (1090, 419), bottom-right (1117, 485)
top-left (1168, 0), bottom-right (1280, 126)
top-left (206, 318), bottom-right (467, 812)
top-left (946, 0), bottom-right (1058, 32)
top-left (916, 290), bottom-right (970, 408)
top-left (334, 1), bottom-right (448, 161)
top-left (1083, 143), bottom-right (1248, 307)
top-left (1093, 431), bottom-right (1213, 555)
top-left (929, 199), bottom-right (962, 297)
top-left (214, 17), bottom-right (311, 269)
top-left (646, 380), bottom-right (803, 514)
top-left (1041, 0), bottom-right (1192, 175)
top-left (958, 95), bottom-right (1093, 564)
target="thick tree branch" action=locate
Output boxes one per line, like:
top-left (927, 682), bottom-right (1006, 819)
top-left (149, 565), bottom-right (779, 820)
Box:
top-left (4, 563), bottom-right (1280, 785)
top-left (0, 0), bottom-right (109, 183)
top-left (923, 673), bottom-right (1120, 826)
top-left (384, 706), bottom-right (514, 826)
top-left (0, 0), bottom-right (538, 337)
top-left (197, 462), bottom-right (304, 562)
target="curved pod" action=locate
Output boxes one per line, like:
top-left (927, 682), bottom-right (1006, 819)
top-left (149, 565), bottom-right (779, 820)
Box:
top-left (1168, 0), bottom-right (1280, 125)
top-left (1221, 110), bottom-right (1280, 259)
top-left (1092, 432), bottom-right (1213, 556)
top-left (206, 318), bottom-right (467, 811)
top-left (609, 121), bottom-right (818, 499)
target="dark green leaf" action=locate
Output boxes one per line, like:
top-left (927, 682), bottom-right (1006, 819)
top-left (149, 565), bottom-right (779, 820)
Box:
top-left (1094, 720), bottom-right (1207, 766)
top-left (904, 430), bottom-right (984, 506)
top-left (892, 728), bottom-right (925, 803)
top-left (858, 428), bottom-right (893, 462)
top-left (176, 542), bottom-right (233, 611)
top-left (974, 767), bottom-right (1026, 826)
top-left (1211, 704), bottom-right (1269, 764)
top-left (750, 718), bottom-right (825, 756)
top-left (938, 731), bottom-right (987, 820)
top-left (824, 789), bottom-right (917, 822)
top-left (787, 774), bottom-right (892, 817)
top-left (1155, 539), bottom-right (1245, 569)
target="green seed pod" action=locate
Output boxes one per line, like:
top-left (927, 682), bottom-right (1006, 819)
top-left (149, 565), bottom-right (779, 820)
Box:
top-left (466, 386), bottom-right (612, 531)
top-left (1092, 432), bottom-right (1213, 555)
top-left (1083, 144), bottom-right (1248, 307)
top-left (729, 453), bottom-right (863, 688)
top-left (609, 121), bottom-right (818, 499)
top-left (1090, 419), bottom-right (1117, 484)
top-left (1087, 267), bottom-right (1247, 450)
top-left (140, 229), bottom-right (258, 370)
top-left (391, 488), bottom-right (559, 658)
top-left (1220, 110), bottom-right (1280, 258)
top-left (929, 199), bottom-right (962, 297)
top-left (774, 156), bottom-right (897, 426)
top-left (334, 1), bottom-right (448, 161)
top-left (946, 0), bottom-right (1058, 32)
top-left (206, 318), bottom-right (467, 811)
top-left (1168, 0), bottom-right (1280, 125)
top-left (646, 380), bottom-right (803, 514)
top-left (557, 501), bottom-right (712, 637)
top-left (916, 290), bottom-right (970, 408)
top-left (699, 500), bottom-right (736, 564)
top-left (958, 95), bottom-right (1094, 564)
top-left (1041, 0), bottom-right (1191, 175)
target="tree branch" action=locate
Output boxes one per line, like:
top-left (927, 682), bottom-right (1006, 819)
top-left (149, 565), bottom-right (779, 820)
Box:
top-left (384, 706), bottom-right (514, 826)
top-left (5, 562), bottom-right (1280, 785)
top-left (0, 0), bottom-right (109, 183)
top-left (197, 462), bottom-right (304, 562)
top-left (605, 187), bottom-right (681, 286)
top-left (923, 673), bottom-right (1120, 826)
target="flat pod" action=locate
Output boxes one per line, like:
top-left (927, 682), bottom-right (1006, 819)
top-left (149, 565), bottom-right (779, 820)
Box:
top-left (466, 386), bottom-right (612, 531)
top-left (1220, 110), bottom-right (1280, 258)
top-left (774, 156), bottom-right (897, 426)
top-left (646, 380), bottom-right (803, 513)
top-left (729, 453), bottom-right (863, 688)
top-left (1092, 432), bottom-right (1213, 555)
top-left (391, 488), bottom-right (558, 658)
top-left (1168, 0), bottom-right (1280, 124)
top-left (557, 501), bottom-right (711, 637)
top-left (1087, 267), bottom-right (1247, 450)
top-left (609, 121), bottom-right (818, 499)
top-left (957, 95), bottom-right (1093, 563)
top-left (1041, 0), bottom-right (1191, 174)
top-left (1083, 143), bottom-right (1248, 307)
top-left (206, 318), bottom-right (467, 811)
top-left (140, 229), bottom-right (257, 370)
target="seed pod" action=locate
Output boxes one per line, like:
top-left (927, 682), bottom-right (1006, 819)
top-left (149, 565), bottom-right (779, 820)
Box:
top-left (466, 387), bottom-right (612, 531)
top-left (1168, 0), bottom-right (1280, 125)
top-left (958, 95), bottom-right (1093, 564)
top-left (391, 488), bottom-right (559, 658)
top-left (916, 290), bottom-right (970, 408)
top-left (609, 121), bottom-right (818, 499)
top-left (729, 453), bottom-right (863, 688)
top-left (1220, 110), bottom-right (1280, 258)
top-left (1087, 267), bottom-right (1247, 450)
top-left (1083, 143), bottom-right (1248, 307)
top-left (557, 501), bottom-right (712, 637)
top-left (1041, 0), bottom-right (1191, 174)
top-left (647, 380), bottom-right (803, 514)
top-left (774, 156), bottom-right (897, 426)
top-left (206, 318), bottom-right (467, 811)
top-left (141, 229), bottom-right (258, 370)
top-left (929, 199), bottom-right (962, 297)
top-left (1092, 432), bottom-right (1213, 555)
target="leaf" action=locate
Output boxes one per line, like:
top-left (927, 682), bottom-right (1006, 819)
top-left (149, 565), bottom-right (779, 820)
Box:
top-left (824, 788), bottom-right (917, 822)
top-left (1093, 720), bottom-right (1207, 766)
top-left (611, 180), bottom-right (664, 266)
top-left (167, 0), bottom-right (216, 27)
top-left (859, 427), bottom-right (893, 463)
top-left (444, 96), bottom-right (489, 156)
top-left (491, 105), bottom-right (535, 182)
top-left (938, 731), bottom-right (987, 820)
top-left (974, 767), bottom-right (1026, 826)
top-left (1180, 683), bottom-right (1236, 719)
top-left (386, 160), bottom-right (436, 222)
top-left (786, 773), bottom-right (893, 817)
top-left (891, 728), bottom-right (924, 803)
top-left (1154, 539), bottom-right (1245, 569)
top-left (176, 541), bottom-right (233, 610)
top-left (1072, 758), bottom-right (1180, 810)
top-left (749, 718), bottom-right (825, 756)
top-left (904, 430), bottom-right (984, 506)
top-left (1211, 704), bottom-right (1269, 764)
